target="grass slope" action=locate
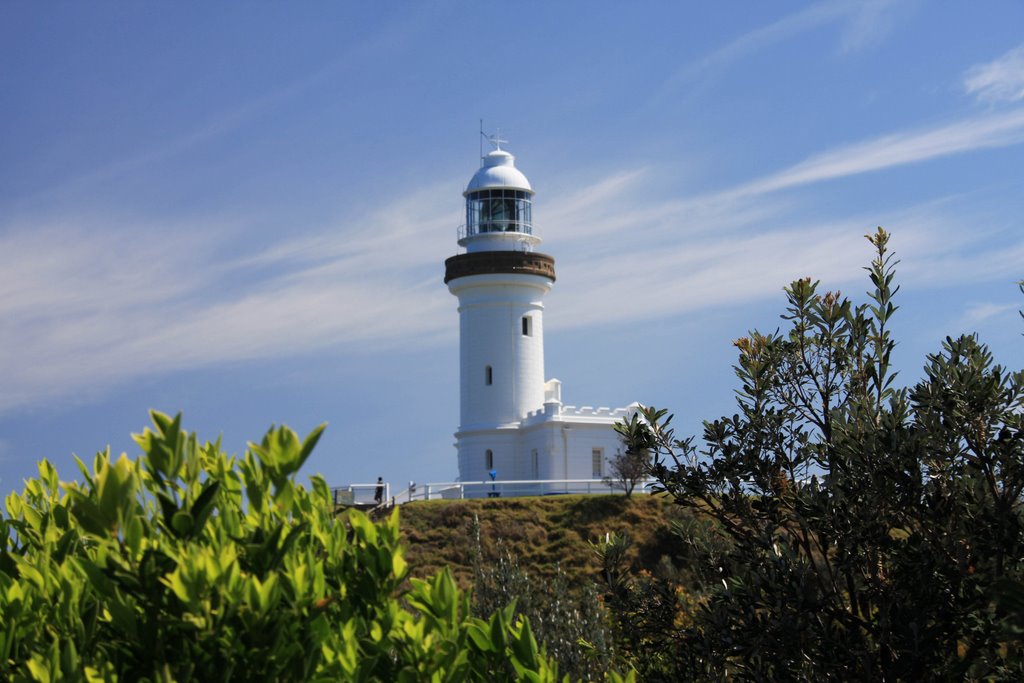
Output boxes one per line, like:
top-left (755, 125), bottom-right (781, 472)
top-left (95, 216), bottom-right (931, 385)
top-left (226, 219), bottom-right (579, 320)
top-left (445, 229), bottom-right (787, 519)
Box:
top-left (398, 494), bottom-right (681, 589)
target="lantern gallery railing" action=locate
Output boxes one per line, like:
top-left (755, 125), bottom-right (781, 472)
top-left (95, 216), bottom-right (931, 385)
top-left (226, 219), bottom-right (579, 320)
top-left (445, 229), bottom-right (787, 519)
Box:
top-left (458, 221), bottom-right (534, 241)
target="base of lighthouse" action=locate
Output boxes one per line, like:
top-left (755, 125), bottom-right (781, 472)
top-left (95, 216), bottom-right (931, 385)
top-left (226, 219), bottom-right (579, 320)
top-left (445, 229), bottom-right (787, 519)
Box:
top-left (455, 380), bottom-right (638, 495)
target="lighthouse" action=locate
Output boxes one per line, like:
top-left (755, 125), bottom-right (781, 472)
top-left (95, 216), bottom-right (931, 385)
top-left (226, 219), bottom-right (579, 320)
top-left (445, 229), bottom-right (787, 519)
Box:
top-left (445, 138), bottom-right (634, 491)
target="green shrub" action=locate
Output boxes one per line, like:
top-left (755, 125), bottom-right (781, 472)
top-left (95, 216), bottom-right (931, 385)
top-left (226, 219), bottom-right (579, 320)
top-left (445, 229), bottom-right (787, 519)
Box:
top-left (0, 412), bottom-right (633, 682)
top-left (616, 229), bottom-right (1024, 679)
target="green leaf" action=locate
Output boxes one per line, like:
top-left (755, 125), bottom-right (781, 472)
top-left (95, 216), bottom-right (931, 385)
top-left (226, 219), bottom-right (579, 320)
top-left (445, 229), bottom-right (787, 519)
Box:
top-left (161, 568), bottom-right (191, 603)
top-left (295, 423), bottom-right (327, 476)
top-left (391, 549), bottom-right (408, 579)
top-left (125, 514), bottom-right (144, 556)
top-left (510, 618), bottom-right (539, 669)
top-left (489, 610), bottom-right (508, 651)
top-left (466, 623), bottom-right (494, 652)
top-left (189, 479), bottom-right (221, 536)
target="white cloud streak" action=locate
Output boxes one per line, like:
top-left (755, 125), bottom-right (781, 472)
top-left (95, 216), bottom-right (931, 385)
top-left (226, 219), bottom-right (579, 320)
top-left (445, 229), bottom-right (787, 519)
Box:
top-left (836, 0), bottom-right (908, 54)
top-left (547, 195), bottom-right (1021, 332)
top-left (663, 0), bottom-right (907, 92)
top-left (724, 108), bottom-right (1024, 198)
top-left (3, 105), bottom-right (1022, 415)
top-left (965, 44), bottom-right (1024, 104)
top-left (540, 108), bottom-right (1024, 329)
top-left (0, 187), bottom-right (460, 414)
top-left (959, 301), bottom-right (1020, 326)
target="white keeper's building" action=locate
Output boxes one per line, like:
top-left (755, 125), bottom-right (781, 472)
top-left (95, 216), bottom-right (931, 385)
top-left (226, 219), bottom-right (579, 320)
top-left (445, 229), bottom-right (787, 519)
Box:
top-left (444, 141), bottom-right (637, 490)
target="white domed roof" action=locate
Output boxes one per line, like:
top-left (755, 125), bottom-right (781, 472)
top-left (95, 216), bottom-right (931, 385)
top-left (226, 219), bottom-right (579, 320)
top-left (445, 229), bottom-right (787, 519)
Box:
top-left (465, 149), bottom-right (533, 194)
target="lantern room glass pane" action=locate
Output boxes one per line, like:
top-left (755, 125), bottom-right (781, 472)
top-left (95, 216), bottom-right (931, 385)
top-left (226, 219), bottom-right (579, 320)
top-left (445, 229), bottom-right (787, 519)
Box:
top-left (464, 190), bottom-right (533, 237)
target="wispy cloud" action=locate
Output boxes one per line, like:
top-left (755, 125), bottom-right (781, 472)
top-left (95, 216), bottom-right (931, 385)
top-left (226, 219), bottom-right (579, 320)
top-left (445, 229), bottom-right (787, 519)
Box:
top-left (542, 108), bottom-right (1024, 313)
top-left (836, 0), bottom-right (909, 54)
top-left (4, 106), bottom-right (1022, 416)
top-left (965, 44), bottom-right (1024, 104)
top-left (2, 173), bottom-right (1017, 416)
top-left (663, 0), bottom-right (908, 93)
top-left (724, 108), bottom-right (1024, 198)
top-left (546, 191), bottom-right (1020, 332)
top-left (0, 186), bottom-right (460, 415)
top-left (958, 301), bottom-right (1020, 327)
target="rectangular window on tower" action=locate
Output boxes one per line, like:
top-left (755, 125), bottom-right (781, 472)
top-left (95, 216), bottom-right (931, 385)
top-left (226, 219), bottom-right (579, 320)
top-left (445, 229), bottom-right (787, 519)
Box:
top-left (522, 316), bottom-right (532, 336)
top-left (485, 365), bottom-right (493, 385)
top-left (592, 448), bottom-right (604, 478)
top-left (531, 449), bottom-right (539, 478)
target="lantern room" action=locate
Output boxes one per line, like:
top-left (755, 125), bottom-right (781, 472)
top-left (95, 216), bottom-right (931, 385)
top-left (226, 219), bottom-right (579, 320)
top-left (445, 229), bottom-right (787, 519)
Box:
top-left (460, 147), bottom-right (540, 253)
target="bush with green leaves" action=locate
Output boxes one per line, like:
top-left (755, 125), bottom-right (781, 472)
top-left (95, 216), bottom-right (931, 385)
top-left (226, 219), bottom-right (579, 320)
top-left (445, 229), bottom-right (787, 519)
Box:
top-left (468, 515), bottom-right (614, 681)
top-left (594, 531), bottom-right (690, 683)
top-left (616, 229), bottom-right (1024, 680)
top-left (0, 412), bottom-right (633, 682)
top-left (601, 438), bottom-right (651, 498)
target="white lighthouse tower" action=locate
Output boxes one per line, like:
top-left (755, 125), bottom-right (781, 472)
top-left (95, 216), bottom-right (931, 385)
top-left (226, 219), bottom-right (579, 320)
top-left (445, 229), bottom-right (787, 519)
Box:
top-left (445, 138), bottom-right (635, 492)
top-left (445, 139), bottom-right (555, 482)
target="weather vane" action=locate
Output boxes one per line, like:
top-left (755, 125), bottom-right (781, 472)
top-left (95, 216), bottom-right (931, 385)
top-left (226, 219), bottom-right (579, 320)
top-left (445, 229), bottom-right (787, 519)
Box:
top-left (481, 127), bottom-right (508, 151)
top-left (478, 120), bottom-right (509, 162)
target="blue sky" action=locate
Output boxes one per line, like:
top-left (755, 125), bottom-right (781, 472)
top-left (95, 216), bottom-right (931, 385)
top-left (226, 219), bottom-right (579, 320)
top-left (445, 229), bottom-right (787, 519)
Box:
top-left (1, 2), bottom-right (1022, 496)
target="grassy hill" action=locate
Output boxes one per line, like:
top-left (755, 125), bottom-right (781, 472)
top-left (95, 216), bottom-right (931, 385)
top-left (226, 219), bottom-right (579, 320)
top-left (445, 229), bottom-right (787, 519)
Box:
top-left (397, 494), bottom-right (684, 589)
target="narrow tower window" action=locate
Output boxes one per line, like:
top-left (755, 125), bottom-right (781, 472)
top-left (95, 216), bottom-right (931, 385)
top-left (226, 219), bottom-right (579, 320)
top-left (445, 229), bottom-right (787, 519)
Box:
top-left (522, 316), bottom-right (532, 336)
top-left (485, 365), bottom-right (493, 385)
top-left (531, 449), bottom-right (539, 478)
top-left (486, 449), bottom-right (494, 470)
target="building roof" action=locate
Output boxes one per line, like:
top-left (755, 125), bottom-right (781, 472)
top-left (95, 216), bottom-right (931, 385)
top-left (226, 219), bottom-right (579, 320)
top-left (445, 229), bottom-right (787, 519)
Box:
top-left (465, 149), bottom-right (533, 194)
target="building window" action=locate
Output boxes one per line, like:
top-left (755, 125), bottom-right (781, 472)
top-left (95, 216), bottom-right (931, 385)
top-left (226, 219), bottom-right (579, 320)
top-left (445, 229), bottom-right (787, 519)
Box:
top-left (522, 316), bottom-right (532, 336)
top-left (531, 449), bottom-right (539, 478)
top-left (486, 449), bottom-right (493, 470)
top-left (592, 448), bottom-right (603, 478)
top-left (485, 365), bottom-right (493, 385)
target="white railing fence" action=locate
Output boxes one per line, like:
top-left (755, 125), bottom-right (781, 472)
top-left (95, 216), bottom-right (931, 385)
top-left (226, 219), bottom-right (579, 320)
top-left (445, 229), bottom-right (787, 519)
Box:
top-left (331, 478), bottom-right (659, 507)
top-left (331, 482), bottom-right (391, 507)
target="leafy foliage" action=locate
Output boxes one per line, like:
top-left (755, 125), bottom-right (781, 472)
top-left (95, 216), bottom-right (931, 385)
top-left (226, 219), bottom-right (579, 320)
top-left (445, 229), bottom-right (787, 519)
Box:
top-left (616, 229), bottom-right (1024, 679)
top-left (0, 412), bottom-right (632, 682)
top-left (468, 514), bottom-right (615, 681)
top-left (608, 416), bottom-right (655, 497)
top-left (594, 530), bottom-right (697, 682)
